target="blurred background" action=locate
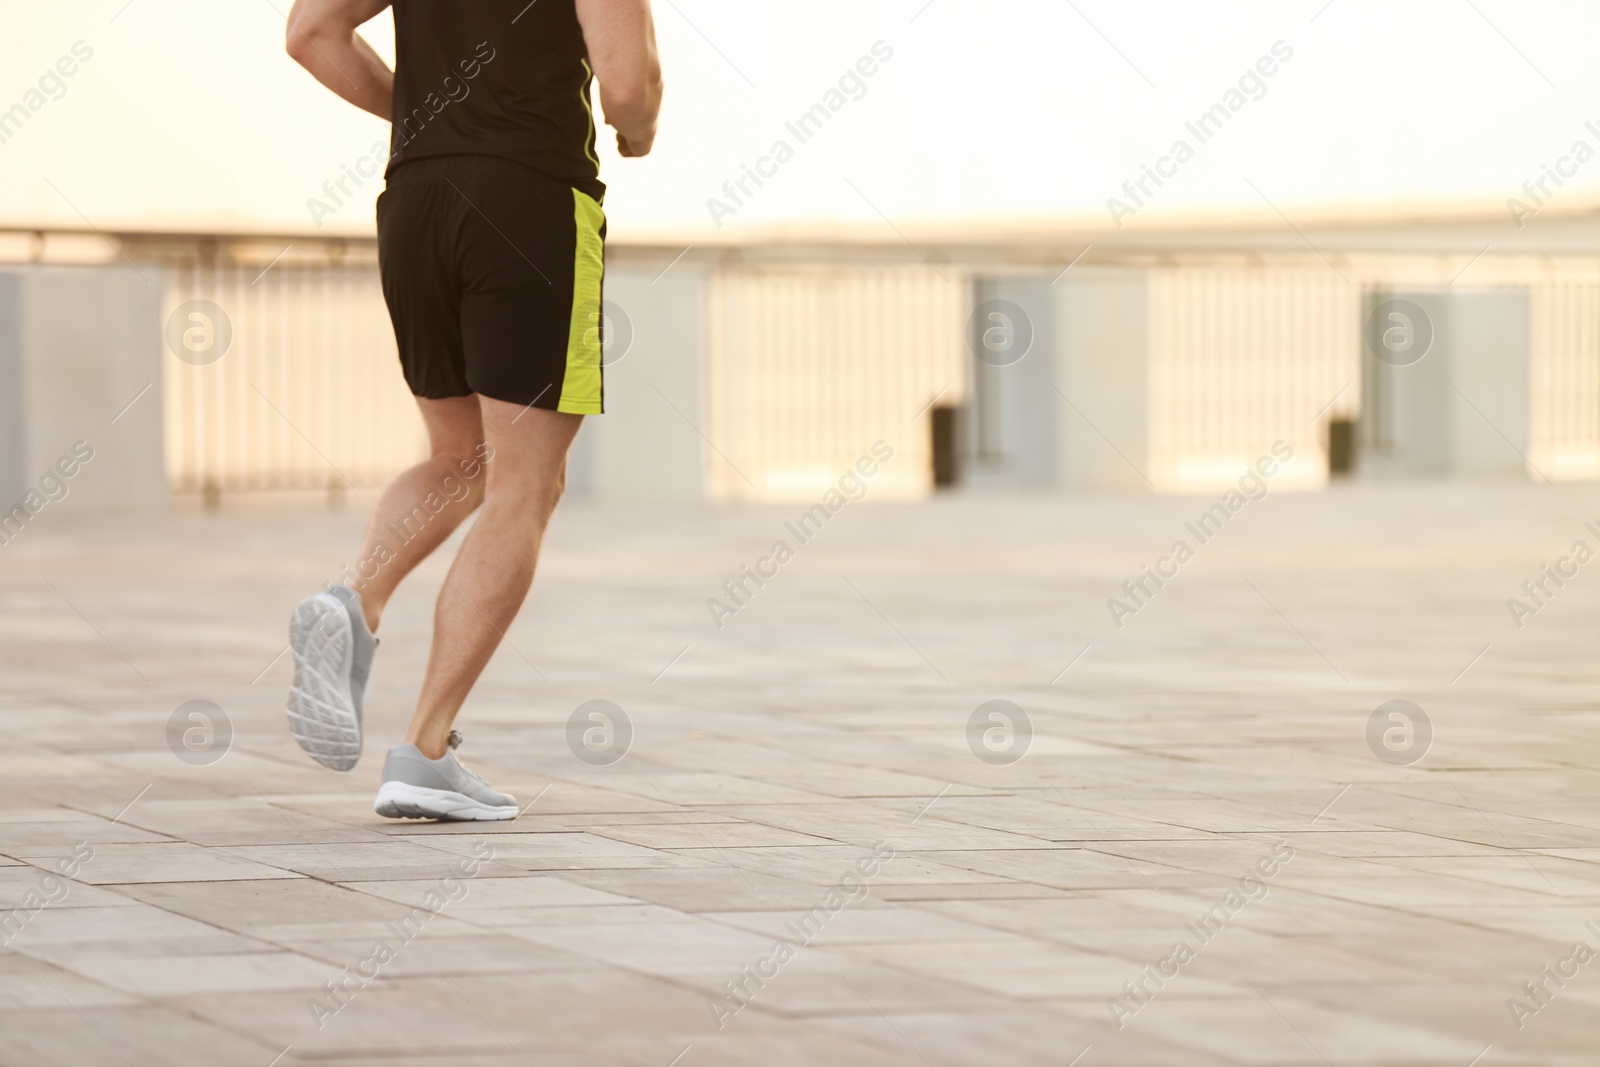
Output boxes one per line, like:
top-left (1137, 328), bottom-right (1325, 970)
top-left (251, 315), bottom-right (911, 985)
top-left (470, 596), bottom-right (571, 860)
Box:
top-left (7, 0), bottom-right (1600, 516)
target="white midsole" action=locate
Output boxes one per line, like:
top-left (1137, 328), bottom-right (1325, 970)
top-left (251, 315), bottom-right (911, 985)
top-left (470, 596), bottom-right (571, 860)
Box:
top-left (374, 780), bottom-right (517, 821)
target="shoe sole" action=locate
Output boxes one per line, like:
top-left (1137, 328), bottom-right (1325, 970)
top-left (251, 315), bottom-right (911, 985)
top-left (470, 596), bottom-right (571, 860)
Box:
top-left (373, 781), bottom-right (518, 822)
top-left (287, 593), bottom-right (363, 772)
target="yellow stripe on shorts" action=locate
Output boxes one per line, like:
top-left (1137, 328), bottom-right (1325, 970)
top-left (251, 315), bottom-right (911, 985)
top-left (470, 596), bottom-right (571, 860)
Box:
top-left (559, 188), bottom-right (606, 414)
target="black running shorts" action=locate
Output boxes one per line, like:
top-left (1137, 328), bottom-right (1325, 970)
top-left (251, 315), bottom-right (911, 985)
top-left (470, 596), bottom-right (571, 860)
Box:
top-left (376, 155), bottom-right (606, 414)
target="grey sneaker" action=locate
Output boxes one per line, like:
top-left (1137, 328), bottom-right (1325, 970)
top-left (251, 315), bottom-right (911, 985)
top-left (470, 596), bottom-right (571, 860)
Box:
top-left (286, 585), bottom-right (376, 772)
top-left (373, 731), bottom-right (518, 822)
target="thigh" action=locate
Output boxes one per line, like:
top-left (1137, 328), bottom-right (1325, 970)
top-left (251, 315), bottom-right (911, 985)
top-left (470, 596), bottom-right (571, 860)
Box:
top-left (378, 169), bottom-right (471, 400)
top-left (415, 395), bottom-right (484, 458)
top-left (478, 395), bottom-right (583, 494)
top-left (456, 162), bottom-right (606, 416)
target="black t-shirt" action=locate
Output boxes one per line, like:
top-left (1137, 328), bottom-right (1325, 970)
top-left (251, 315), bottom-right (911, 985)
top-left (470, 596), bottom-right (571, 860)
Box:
top-left (387, 0), bottom-right (603, 200)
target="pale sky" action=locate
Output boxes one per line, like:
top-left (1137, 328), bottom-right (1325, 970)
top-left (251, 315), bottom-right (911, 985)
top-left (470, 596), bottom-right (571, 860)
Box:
top-left (3, 0), bottom-right (1599, 240)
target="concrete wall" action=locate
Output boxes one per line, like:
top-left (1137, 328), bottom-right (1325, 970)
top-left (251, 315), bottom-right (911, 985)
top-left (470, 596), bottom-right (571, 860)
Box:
top-left (966, 277), bottom-right (1059, 489)
top-left (1362, 288), bottom-right (1531, 479)
top-left (1054, 268), bottom-right (1150, 491)
top-left (0, 267), bottom-right (164, 523)
top-left (1363, 290), bottom-right (1452, 478)
top-left (0, 275), bottom-right (24, 508)
top-left (965, 269), bottom-right (1154, 494)
top-left (1450, 289), bottom-right (1530, 479)
top-left (567, 267), bottom-right (706, 503)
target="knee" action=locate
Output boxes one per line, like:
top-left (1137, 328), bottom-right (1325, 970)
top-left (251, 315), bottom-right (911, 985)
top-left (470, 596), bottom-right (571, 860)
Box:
top-left (438, 448), bottom-right (490, 497)
top-left (434, 443), bottom-right (488, 470)
top-left (486, 468), bottom-right (565, 518)
top-left (537, 469), bottom-right (567, 514)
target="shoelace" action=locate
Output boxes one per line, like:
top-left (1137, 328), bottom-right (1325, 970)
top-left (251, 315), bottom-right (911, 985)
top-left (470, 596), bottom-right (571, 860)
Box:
top-left (445, 730), bottom-right (490, 787)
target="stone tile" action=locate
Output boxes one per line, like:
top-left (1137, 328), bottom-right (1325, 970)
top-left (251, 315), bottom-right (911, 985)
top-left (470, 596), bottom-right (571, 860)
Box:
top-left (701, 905), bottom-right (1025, 946)
top-left (423, 831), bottom-right (715, 871)
top-left (0, 865), bottom-right (144, 909)
top-left (44, 948), bottom-right (331, 996)
top-left (603, 773), bottom-right (838, 807)
top-left (872, 881), bottom-right (1072, 902)
top-left (176, 971), bottom-right (714, 1057)
top-left (587, 821), bottom-right (838, 849)
top-left (508, 916), bottom-right (787, 976)
top-left (456, 903), bottom-right (698, 930)
top-left (0, 955), bottom-right (139, 1009)
top-left (12, 842), bottom-right (305, 885)
top-left (347, 873), bottom-right (641, 910)
top-left (0, 810), bottom-right (172, 850)
top-left (213, 840), bottom-right (526, 882)
top-left (915, 893), bottom-right (1205, 935)
top-left (111, 797), bottom-right (393, 847)
top-left (278, 933), bottom-right (601, 977)
top-left (834, 939), bottom-right (1245, 1000)
top-left (676, 951), bottom-right (1010, 1018)
top-left (1123, 993), bottom-right (1488, 1066)
top-left (0, 1005), bottom-right (281, 1066)
top-left (557, 868), bottom-right (847, 911)
top-left (674, 844), bottom-right (1014, 888)
top-left (514, 811), bottom-right (747, 830)
top-left (814, 1005), bottom-right (1224, 1067)
top-left (114, 877), bottom-right (433, 928)
top-left (2, 902), bottom-right (270, 949)
top-left (666, 1025), bottom-right (934, 1067)
top-left (905, 846), bottom-right (1201, 890)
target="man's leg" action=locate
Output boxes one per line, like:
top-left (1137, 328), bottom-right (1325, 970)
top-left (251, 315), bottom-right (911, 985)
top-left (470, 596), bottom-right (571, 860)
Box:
top-left (403, 398), bottom-right (582, 758)
top-left (347, 395), bottom-right (486, 633)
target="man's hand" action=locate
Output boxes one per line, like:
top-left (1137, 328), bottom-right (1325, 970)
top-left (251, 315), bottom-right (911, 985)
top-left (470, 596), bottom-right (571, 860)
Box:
top-left (616, 129), bottom-right (655, 158)
top-left (576, 0), bottom-right (663, 158)
top-left (285, 0), bottom-right (395, 121)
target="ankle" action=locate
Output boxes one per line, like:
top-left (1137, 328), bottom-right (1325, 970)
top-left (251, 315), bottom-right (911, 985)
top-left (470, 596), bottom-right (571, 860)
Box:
top-left (350, 588), bottom-right (383, 634)
top-left (407, 730), bottom-right (451, 760)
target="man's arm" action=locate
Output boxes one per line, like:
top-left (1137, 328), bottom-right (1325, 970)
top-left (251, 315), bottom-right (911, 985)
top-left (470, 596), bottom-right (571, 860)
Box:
top-left (574, 0), bottom-right (663, 157)
top-left (285, 0), bottom-right (395, 120)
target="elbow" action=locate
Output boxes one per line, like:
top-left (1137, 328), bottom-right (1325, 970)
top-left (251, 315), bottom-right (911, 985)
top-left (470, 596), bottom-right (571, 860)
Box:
top-left (285, 26), bottom-right (311, 64)
top-left (285, 17), bottom-right (325, 66)
top-left (604, 75), bottom-right (663, 127)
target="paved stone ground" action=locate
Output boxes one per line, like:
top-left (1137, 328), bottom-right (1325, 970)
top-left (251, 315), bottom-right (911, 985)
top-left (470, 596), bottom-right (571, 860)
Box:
top-left (2, 481), bottom-right (1599, 1065)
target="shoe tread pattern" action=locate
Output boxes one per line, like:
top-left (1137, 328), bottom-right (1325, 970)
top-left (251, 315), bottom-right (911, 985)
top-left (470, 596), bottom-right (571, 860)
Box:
top-left (287, 596), bottom-right (362, 771)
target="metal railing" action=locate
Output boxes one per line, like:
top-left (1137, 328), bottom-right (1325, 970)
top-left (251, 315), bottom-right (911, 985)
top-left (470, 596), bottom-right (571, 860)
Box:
top-left (161, 258), bottom-right (427, 494)
top-left (11, 226), bottom-right (1599, 496)
top-left (704, 264), bottom-right (967, 501)
top-left (1149, 265), bottom-right (1359, 490)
